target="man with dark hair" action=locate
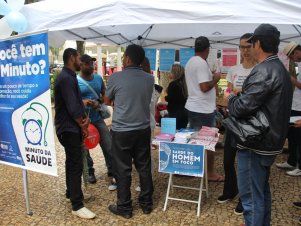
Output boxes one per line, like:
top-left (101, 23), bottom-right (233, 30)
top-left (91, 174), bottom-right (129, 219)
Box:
top-left (217, 33), bottom-right (256, 215)
top-left (77, 54), bottom-right (116, 191)
top-left (185, 36), bottom-right (223, 182)
top-left (104, 44), bottom-right (154, 219)
top-left (54, 48), bottom-right (96, 219)
top-left (225, 24), bottom-right (292, 226)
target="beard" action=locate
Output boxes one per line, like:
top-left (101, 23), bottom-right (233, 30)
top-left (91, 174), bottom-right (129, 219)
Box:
top-left (74, 62), bottom-right (81, 71)
top-left (82, 68), bottom-right (94, 77)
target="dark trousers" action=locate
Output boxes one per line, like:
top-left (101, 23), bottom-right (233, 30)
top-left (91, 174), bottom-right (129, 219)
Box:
top-left (168, 108), bottom-right (188, 130)
top-left (222, 130), bottom-right (239, 197)
top-left (287, 110), bottom-right (301, 169)
top-left (111, 127), bottom-right (153, 214)
top-left (58, 132), bottom-right (84, 211)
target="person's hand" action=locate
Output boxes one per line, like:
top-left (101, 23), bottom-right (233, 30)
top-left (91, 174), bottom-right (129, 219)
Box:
top-left (90, 100), bottom-right (99, 109)
top-left (223, 87), bottom-right (232, 98)
top-left (232, 88), bottom-right (242, 95)
top-left (291, 76), bottom-right (297, 86)
top-left (80, 117), bottom-right (90, 138)
top-left (82, 127), bottom-right (89, 138)
top-left (81, 117), bottom-right (90, 129)
top-left (213, 72), bottom-right (221, 83)
top-left (294, 119), bottom-right (301, 128)
top-left (223, 87), bottom-right (233, 106)
top-left (82, 99), bottom-right (94, 107)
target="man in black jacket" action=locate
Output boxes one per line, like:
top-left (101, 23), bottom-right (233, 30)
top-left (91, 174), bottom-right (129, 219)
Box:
top-left (225, 24), bottom-right (292, 226)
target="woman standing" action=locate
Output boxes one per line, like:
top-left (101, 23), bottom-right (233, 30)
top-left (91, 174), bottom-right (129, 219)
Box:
top-left (165, 64), bottom-right (188, 130)
top-left (217, 33), bottom-right (256, 216)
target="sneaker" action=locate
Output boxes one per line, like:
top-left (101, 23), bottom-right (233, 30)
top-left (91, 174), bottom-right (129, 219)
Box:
top-left (135, 186), bottom-right (141, 192)
top-left (72, 207), bottom-right (96, 219)
top-left (293, 201), bottom-right (301, 209)
top-left (217, 194), bottom-right (237, 204)
top-left (276, 162), bottom-right (294, 170)
top-left (286, 168), bottom-right (301, 176)
top-left (108, 178), bottom-right (117, 191)
top-left (88, 173), bottom-right (97, 184)
top-left (234, 200), bottom-right (244, 215)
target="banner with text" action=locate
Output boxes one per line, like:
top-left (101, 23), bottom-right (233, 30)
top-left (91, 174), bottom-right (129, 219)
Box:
top-left (159, 48), bottom-right (175, 72)
top-left (144, 48), bottom-right (157, 71)
top-left (179, 48), bottom-right (194, 67)
top-left (222, 48), bottom-right (238, 73)
top-left (0, 32), bottom-right (57, 176)
top-left (159, 142), bottom-right (204, 177)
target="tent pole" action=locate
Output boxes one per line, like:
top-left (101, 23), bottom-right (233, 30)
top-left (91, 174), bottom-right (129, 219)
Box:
top-left (22, 169), bottom-right (33, 215)
top-left (117, 46), bottom-right (122, 71)
top-left (97, 43), bottom-right (102, 76)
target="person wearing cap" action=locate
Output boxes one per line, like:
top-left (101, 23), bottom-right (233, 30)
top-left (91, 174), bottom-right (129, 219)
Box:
top-left (185, 36), bottom-right (223, 182)
top-left (276, 42), bottom-right (301, 177)
top-left (225, 24), bottom-right (292, 226)
top-left (77, 54), bottom-right (117, 191)
top-left (54, 48), bottom-right (96, 219)
top-left (104, 44), bottom-right (154, 219)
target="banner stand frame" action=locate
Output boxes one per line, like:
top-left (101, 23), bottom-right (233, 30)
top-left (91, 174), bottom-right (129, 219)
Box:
top-left (22, 169), bottom-right (33, 216)
top-left (163, 151), bottom-right (208, 217)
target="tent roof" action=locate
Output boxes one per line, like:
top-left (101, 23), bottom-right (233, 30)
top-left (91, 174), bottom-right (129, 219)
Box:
top-left (22, 0), bottom-right (301, 48)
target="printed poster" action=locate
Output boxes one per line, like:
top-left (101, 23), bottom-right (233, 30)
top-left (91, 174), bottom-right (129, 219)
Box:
top-left (179, 48), bottom-right (194, 67)
top-left (0, 32), bottom-right (57, 176)
top-left (222, 48), bottom-right (238, 73)
top-left (144, 48), bottom-right (156, 71)
top-left (159, 48), bottom-right (175, 72)
top-left (159, 142), bottom-right (205, 177)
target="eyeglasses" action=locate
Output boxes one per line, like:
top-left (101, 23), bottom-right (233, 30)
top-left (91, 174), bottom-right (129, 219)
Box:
top-left (239, 45), bottom-right (252, 50)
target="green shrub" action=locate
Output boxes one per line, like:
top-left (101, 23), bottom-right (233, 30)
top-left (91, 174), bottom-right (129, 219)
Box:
top-left (50, 70), bottom-right (61, 101)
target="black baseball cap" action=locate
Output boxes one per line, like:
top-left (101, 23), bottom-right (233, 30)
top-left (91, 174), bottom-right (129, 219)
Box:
top-left (247, 24), bottom-right (280, 43)
top-left (80, 54), bottom-right (96, 63)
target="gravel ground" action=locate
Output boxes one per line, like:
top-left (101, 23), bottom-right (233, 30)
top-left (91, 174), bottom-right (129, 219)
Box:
top-left (0, 134), bottom-right (300, 226)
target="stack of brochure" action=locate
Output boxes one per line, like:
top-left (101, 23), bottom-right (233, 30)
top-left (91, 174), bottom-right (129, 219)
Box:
top-left (155, 133), bottom-right (175, 142)
top-left (173, 129), bottom-right (195, 143)
top-left (189, 126), bottom-right (219, 151)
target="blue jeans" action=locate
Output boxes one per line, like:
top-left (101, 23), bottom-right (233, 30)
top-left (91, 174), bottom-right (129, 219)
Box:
top-left (87, 118), bottom-right (113, 176)
top-left (237, 149), bottom-right (276, 226)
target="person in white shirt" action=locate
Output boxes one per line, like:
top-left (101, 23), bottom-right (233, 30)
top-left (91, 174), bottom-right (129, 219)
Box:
top-left (185, 36), bottom-right (222, 182)
top-left (277, 42), bottom-right (301, 176)
top-left (217, 33), bottom-right (256, 216)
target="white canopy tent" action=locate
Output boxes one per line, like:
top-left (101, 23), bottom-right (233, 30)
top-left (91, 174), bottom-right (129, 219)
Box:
top-left (21, 0), bottom-right (301, 49)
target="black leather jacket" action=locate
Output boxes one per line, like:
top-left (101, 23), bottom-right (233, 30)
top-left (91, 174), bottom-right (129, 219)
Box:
top-left (228, 55), bottom-right (292, 155)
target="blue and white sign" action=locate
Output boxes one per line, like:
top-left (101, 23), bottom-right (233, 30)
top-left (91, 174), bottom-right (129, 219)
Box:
top-left (144, 48), bottom-right (156, 71)
top-left (180, 48), bottom-right (194, 67)
top-left (159, 142), bottom-right (204, 177)
top-left (159, 48), bottom-right (175, 72)
top-left (0, 32), bottom-right (57, 176)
